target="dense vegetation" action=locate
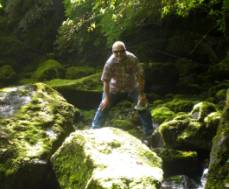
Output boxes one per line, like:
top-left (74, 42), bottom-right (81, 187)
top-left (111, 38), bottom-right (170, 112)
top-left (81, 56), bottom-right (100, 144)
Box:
top-left (0, 1), bottom-right (228, 188)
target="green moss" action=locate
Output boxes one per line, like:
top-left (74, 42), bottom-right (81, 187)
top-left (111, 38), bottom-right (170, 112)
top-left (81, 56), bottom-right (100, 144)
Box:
top-left (33, 59), bottom-right (64, 81)
top-left (51, 134), bottom-right (94, 189)
top-left (151, 106), bottom-right (175, 124)
top-left (45, 72), bottom-right (102, 91)
top-left (162, 97), bottom-right (197, 113)
top-left (154, 148), bottom-right (197, 162)
top-left (204, 112), bottom-right (221, 128)
top-left (65, 66), bottom-right (97, 79)
top-left (111, 119), bottom-right (134, 130)
top-left (190, 101), bottom-right (217, 121)
top-left (206, 91), bottom-right (229, 188)
top-left (0, 83), bottom-right (74, 183)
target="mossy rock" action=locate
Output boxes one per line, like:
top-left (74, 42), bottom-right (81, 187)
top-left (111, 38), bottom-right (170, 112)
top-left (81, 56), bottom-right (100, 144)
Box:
top-left (107, 101), bottom-right (142, 138)
top-left (206, 89), bottom-right (229, 189)
top-left (0, 83), bottom-right (75, 189)
top-left (161, 97), bottom-right (198, 113)
top-left (65, 66), bottom-right (97, 79)
top-left (51, 127), bottom-right (163, 189)
top-left (33, 59), bottom-right (65, 81)
top-left (154, 148), bottom-right (202, 179)
top-left (151, 106), bottom-right (175, 124)
top-left (45, 72), bottom-right (102, 109)
top-left (190, 101), bottom-right (217, 121)
top-left (159, 101), bottom-right (221, 151)
top-left (0, 65), bottom-right (16, 83)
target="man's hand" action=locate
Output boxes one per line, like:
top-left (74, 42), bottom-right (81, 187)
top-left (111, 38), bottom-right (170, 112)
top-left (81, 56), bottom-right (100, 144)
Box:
top-left (99, 96), bottom-right (110, 111)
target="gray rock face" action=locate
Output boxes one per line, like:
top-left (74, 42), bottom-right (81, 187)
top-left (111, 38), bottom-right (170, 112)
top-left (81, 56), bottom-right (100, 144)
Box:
top-left (51, 127), bottom-right (163, 189)
top-left (0, 85), bottom-right (33, 117)
top-left (0, 83), bottom-right (75, 189)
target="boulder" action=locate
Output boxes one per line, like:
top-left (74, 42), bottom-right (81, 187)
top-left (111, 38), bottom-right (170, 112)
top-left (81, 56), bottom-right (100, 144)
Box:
top-left (0, 83), bottom-right (75, 189)
top-left (33, 59), bottom-right (65, 81)
top-left (206, 89), bottom-right (229, 189)
top-left (51, 127), bottom-right (163, 189)
top-left (65, 66), bottom-right (97, 79)
top-left (46, 72), bottom-right (102, 109)
top-left (159, 102), bottom-right (221, 151)
top-left (154, 148), bottom-right (202, 179)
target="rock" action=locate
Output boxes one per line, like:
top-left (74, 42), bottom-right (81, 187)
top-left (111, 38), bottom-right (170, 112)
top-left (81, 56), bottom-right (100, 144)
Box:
top-left (159, 101), bottom-right (221, 151)
top-left (0, 83), bottom-right (75, 189)
top-left (51, 127), bottom-right (163, 189)
top-left (205, 89), bottom-right (229, 189)
top-left (33, 59), bottom-right (65, 81)
top-left (190, 101), bottom-right (217, 121)
top-left (45, 72), bottom-right (102, 109)
top-left (151, 107), bottom-right (175, 124)
top-left (154, 148), bottom-right (202, 179)
top-left (65, 66), bottom-right (97, 79)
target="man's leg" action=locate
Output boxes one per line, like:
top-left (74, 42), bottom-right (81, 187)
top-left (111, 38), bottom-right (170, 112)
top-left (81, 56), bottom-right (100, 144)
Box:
top-left (91, 92), bottom-right (121, 128)
top-left (128, 90), bottom-right (153, 136)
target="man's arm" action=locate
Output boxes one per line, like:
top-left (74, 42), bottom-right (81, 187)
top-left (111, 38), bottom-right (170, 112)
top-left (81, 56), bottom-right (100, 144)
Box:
top-left (99, 81), bottom-right (110, 111)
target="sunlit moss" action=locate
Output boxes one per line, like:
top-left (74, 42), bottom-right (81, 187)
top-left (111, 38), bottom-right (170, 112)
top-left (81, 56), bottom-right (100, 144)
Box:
top-left (51, 128), bottom-right (163, 189)
top-left (151, 106), bottom-right (175, 124)
top-left (159, 101), bottom-right (220, 151)
top-left (154, 148), bottom-right (197, 162)
top-left (45, 72), bottom-right (102, 91)
top-left (0, 83), bottom-right (74, 182)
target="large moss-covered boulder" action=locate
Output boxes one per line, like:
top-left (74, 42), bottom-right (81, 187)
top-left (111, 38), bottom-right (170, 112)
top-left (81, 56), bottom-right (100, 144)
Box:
top-left (46, 72), bottom-right (102, 109)
top-left (51, 127), bottom-right (163, 189)
top-left (159, 102), bottom-right (221, 151)
top-left (0, 83), bottom-right (75, 189)
top-left (206, 90), bottom-right (229, 189)
top-left (33, 59), bottom-right (65, 81)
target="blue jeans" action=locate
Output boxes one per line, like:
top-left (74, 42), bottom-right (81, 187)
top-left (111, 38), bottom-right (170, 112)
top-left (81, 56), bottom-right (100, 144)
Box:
top-left (91, 90), bottom-right (153, 136)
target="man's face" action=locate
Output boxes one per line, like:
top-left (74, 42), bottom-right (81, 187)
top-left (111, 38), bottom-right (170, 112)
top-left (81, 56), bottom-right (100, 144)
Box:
top-left (112, 45), bottom-right (126, 62)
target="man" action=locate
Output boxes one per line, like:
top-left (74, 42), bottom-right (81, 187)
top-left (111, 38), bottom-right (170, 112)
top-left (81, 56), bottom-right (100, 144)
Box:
top-left (92, 41), bottom-right (153, 138)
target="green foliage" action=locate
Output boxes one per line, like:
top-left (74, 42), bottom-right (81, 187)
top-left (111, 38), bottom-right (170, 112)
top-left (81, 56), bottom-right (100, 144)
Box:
top-left (56, 0), bottom-right (162, 59)
top-left (5, 0), bottom-right (53, 31)
top-left (162, 0), bottom-right (227, 32)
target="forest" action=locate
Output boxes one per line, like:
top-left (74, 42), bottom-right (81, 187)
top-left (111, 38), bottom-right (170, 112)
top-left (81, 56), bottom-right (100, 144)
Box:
top-left (0, 0), bottom-right (228, 189)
